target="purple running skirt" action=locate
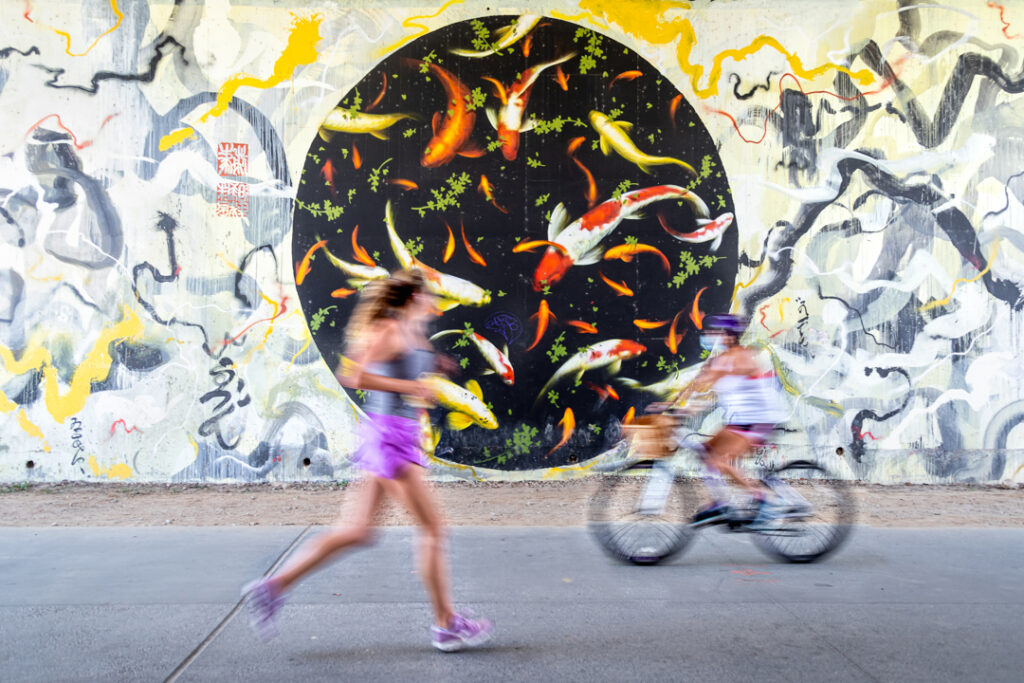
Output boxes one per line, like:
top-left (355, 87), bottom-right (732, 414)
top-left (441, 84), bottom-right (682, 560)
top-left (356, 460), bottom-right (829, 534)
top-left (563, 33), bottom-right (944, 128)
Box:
top-left (351, 412), bottom-right (426, 479)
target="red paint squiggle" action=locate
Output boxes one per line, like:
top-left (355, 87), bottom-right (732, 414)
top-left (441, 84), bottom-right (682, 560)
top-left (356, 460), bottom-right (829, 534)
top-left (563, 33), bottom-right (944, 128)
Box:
top-left (25, 113), bottom-right (119, 150)
top-left (988, 2), bottom-right (1021, 40)
top-left (218, 296), bottom-right (289, 350)
top-left (859, 431), bottom-right (878, 441)
top-left (110, 419), bottom-right (142, 436)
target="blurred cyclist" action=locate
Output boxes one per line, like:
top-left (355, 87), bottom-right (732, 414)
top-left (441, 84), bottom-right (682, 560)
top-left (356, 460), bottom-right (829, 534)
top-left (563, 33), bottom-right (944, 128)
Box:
top-left (657, 313), bottom-right (790, 527)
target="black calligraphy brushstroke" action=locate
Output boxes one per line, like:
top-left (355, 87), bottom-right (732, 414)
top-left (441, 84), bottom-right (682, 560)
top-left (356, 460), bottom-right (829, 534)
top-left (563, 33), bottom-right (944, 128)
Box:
top-left (0, 46), bottom-right (40, 59)
top-left (816, 286), bottom-right (898, 350)
top-left (729, 71), bottom-right (778, 100)
top-left (33, 37), bottom-right (185, 94)
top-left (234, 244), bottom-right (278, 310)
top-left (982, 168), bottom-right (1024, 222)
top-left (849, 391), bottom-right (910, 463)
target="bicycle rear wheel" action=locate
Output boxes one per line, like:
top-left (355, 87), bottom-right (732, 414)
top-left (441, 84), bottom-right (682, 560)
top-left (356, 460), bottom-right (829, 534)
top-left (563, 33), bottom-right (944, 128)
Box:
top-left (587, 458), bottom-right (699, 565)
top-left (752, 460), bottom-right (856, 563)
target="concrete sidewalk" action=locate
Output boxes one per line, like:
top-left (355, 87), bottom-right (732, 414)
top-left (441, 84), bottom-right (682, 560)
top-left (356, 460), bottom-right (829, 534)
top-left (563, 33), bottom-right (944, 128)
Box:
top-left (1, 526), bottom-right (1022, 682)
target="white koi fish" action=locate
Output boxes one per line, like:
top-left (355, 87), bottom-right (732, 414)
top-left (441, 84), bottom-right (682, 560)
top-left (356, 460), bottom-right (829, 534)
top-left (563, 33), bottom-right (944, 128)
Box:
top-left (618, 365), bottom-right (702, 400)
top-left (661, 211), bottom-right (734, 251)
top-left (530, 185), bottom-right (709, 290)
top-left (484, 52), bottom-right (576, 161)
top-left (450, 14), bottom-right (541, 57)
top-left (384, 201), bottom-right (491, 310)
top-left (535, 339), bottom-right (646, 406)
top-left (322, 244), bottom-right (389, 284)
top-left (589, 110), bottom-right (696, 176)
top-left (431, 329), bottom-right (515, 385)
top-left (319, 109), bottom-right (419, 142)
top-left (421, 374), bottom-right (499, 430)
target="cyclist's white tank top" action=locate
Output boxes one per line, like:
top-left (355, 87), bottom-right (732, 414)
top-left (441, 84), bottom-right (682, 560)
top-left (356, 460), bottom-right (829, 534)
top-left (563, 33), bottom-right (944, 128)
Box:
top-left (711, 351), bottom-right (789, 425)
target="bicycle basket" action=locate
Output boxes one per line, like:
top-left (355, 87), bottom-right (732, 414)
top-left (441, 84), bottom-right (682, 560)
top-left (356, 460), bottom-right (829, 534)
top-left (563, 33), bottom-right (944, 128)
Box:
top-left (622, 414), bottom-right (677, 459)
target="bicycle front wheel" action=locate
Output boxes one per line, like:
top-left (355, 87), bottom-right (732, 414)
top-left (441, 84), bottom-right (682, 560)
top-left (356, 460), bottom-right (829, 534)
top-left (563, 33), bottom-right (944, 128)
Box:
top-left (587, 458), bottom-right (699, 565)
top-left (752, 460), bottom-right (856, 563)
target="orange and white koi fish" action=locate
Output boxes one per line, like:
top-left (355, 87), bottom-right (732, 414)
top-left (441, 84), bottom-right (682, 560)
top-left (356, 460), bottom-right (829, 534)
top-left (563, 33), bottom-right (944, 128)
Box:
top-left (450, 14), bottom-right (541, 57)
top-left (323, 244), bottom-right (389, 284)
top-left (619, 365), bottom-right (702, 399)
top-left (351, 225), bottom-right (375, 267)
top-left (461, 220), bottom-right (488, 266)
top-left (387, 178), bottom-right (418, 191)
top-left (420, 375), bottom-right (498, 430)
top-left (659, 210), bottom-right (733, 250)
top-left (527, 299), bottom-right (556, 351)
top-left (603, 243), bottom-right (671, 274)
top-left (295, 240), bottom-right (326, 285)
top-left (548, 407), bottom-right (575, 456)
top-left (477, 174), bottom-right (508, 213)
top-left (690, 286), bottom-right (707, 329)
top-left (531, 185), bottom-right (709, 291)
top-left (384, 201), bottom-right (491, 310)
top-left (659, 211), bottom-right (733, 251)
top-left (608, 70), bottom-right (643, 89)
top-left (318, 109), bottom-right (418, 142)
top-left (590, 110), bottom-right (696, 176)
top-left (405, 59), bottom-right (484, 168)
top-left (599, 272), bottom-right (634, 297)
top-left (535, 339), bottom-right (646, 405)
top-left (443, 222), bottom-right (456, 263)
top-left (431, 330), bottom-right (514, 385)
top-left (633, 319), bottom-right (669, 330)
top-left (568, 320), bottom-right (598, 334)
top-left (485, 52), bottom-right (577, 161)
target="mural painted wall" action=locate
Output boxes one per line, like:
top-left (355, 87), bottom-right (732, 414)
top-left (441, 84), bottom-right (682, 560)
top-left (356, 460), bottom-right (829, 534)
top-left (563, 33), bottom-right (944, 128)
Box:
top-left (2, 0), bottom-right (1023, 484)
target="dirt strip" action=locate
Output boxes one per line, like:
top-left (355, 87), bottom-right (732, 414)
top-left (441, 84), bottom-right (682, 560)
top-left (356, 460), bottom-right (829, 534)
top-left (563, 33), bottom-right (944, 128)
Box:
top-left (1, 480), bottom-right (1022, 528)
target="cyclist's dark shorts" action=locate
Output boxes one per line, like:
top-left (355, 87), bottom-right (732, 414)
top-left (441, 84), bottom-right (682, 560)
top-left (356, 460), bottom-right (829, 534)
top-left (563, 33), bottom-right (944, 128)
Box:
top-left (724, 423), bottom-right (775, 445)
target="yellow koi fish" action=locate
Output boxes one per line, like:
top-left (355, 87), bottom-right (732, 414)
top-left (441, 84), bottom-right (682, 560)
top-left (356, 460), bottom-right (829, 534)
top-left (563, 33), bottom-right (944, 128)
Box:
top-left (422, 374), bottom-right (498, 430)
top-left (589, 110), bottom-right (696, 176)
top-left (322, 243), bottom-right (389, 285)
top-left (450, 14), bottom-right (541, 57)
top-left (319, 109), bottom-right (419, 142)
top-left (384, 201), bottom-right (491, 310)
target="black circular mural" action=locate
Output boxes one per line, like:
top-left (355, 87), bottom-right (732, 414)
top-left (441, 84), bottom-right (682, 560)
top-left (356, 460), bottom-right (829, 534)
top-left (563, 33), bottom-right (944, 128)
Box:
top-left (293, 16), bottom-right (737, 470)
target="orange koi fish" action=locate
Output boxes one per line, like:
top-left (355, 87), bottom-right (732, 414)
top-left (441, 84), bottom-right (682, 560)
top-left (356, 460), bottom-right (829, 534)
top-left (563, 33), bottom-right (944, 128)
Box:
top-left (295, 239), bottom-right (327, 285)
top-left (522, 32), bottom-right (534, 57)
top-left (599, 271), bottom-right (634, 297)
top-left (387, 178), bottom-right (418, 191)
top-left (669, 94), bottom-right (682, 129)
top-left (603, 243), bottom-right (671, 274)
top-left (477, 174), bottom-right (508, 213)
top-left (443, 222), bottom-right (456, 263)
top-left (331, 287), bottom-right (357, 298)
top-left (572, 156), bottom-right (599, 208)
top-left (554, 64), bottom-right (570, 91)
top-left (568, 320), bottom-right (598, 334)
top-left (659, 212), bottom-right (734, 251)
top-left (605, 384), bottom-right (620, 400)
top-left (608, 69), bottom-right (643, 89)
top-left (461, 220), bottom-right (488, 267)
top-left (547, 407), bottom-right (575, 456)
top-left (484, 52), bottom-right (576, 161)
top-left (633, 319), bottom-right (669, 330)
top-left (567, 136), bottom-right (586, 155)
top-left (321, 159), bottom-right (337, 199)
top-left (513, 240), bottom-right (568, 254)
top-left (404, 59), bottom-right (483, 168)
top-left (585, 382), bottom-right (609, 400)
top-left (665, 310), bottom-right (683, 353)
top-left (351, 225), bottom-right (375, 267)
top-left (690, 286), bottom-right (707, 329)
top-left (351, 143), bottom-right (362, 169)
top-left (527, 299), bottom-right (556, 351)
top-left (481, 76), bottom-right (508, 104)
top-left (365, 72), bottom-right (388, 112)
top-left (622, 406), bottom-right (636, 425)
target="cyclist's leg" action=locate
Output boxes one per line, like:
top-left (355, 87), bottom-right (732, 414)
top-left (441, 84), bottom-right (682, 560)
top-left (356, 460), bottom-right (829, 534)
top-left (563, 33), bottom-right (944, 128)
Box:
top-left (703, 428), bottom-right (761, 498)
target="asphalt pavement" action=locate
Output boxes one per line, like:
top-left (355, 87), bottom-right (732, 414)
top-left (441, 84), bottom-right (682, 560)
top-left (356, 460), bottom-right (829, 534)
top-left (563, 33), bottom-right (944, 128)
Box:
top-left (1, 524), bottom-right (1022, 682)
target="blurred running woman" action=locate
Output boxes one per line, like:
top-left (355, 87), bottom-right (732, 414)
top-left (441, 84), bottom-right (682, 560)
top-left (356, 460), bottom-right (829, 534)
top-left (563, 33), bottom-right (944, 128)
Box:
top-left (242, 268), bottom-right (493, 652)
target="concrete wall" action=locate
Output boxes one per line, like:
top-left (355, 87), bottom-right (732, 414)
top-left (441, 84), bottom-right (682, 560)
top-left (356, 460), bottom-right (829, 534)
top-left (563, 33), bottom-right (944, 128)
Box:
top-left (2, 0), bottom-right (1023, 484)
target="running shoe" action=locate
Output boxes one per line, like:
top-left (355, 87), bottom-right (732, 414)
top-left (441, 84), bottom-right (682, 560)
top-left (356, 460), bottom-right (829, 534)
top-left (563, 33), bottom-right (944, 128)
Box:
top-left (748, 499), bottom-right (786, 530)
top-left (691, 501), bottom-right (730, 525)
top-left (431, 612), bottom-right (494, 652)
top-left (241, 578), bottom-right (285, 642)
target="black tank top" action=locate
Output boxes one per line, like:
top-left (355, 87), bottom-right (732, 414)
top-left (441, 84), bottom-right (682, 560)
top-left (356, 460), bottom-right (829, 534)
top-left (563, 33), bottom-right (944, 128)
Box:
top-left (363, 347), bottom-right (435, 419)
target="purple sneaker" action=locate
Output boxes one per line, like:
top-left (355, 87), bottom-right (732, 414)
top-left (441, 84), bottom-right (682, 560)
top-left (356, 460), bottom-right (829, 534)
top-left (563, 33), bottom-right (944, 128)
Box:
top-left (431, 612), bottom-right (494, 652)
top-left (241, 578), bottom-right (285, 642)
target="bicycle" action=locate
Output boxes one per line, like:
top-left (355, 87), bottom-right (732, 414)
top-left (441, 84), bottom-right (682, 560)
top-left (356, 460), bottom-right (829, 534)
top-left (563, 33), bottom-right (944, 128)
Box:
top-left (587, 407), bottom-right (856, 565)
